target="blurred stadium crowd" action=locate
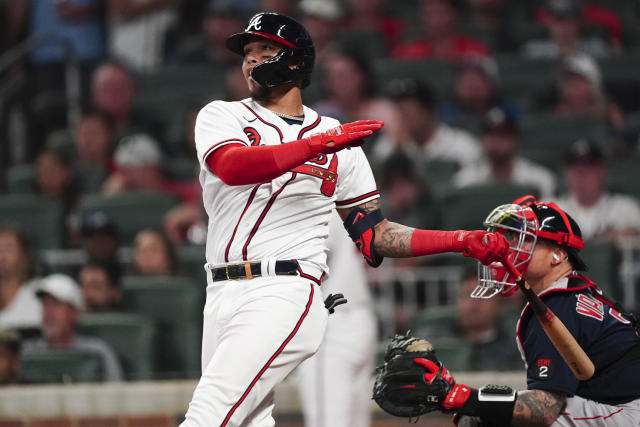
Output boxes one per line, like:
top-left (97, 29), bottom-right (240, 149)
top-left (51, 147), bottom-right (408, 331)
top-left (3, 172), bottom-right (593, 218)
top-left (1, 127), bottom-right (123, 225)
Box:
top-left (1, 0), bottom-right (640, 385)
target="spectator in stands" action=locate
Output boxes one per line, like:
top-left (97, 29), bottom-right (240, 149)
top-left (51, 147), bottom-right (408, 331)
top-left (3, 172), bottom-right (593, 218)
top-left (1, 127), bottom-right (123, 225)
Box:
top-left (106, 0), bottom-right (181, 73)
top-left (0, 226), bottom-right (41, 332)
top-left (164, 200), bottom-right (207, 246)
top-left (453, 106), bottom-right (557, 200)
top-left (372, 78), bottom-right (482, 169)
top-left (34, 148), bottom-right (78, 226)
top-left (342, 0), bottom-right (403, 53)
top-left (392, 0), bottom-right (489, 60)
top-left (299, 0), bottom-right (343, 65)
top-left (18, 0), bottom-right (106, 117)
top-left (314, 49), bottom-right (398, 140)
top-left (90, 61), bottom-right (163, 142)
top-left (173, 2), bottom-right (245, 66)
top-left (463, 0), bottom-right (519, 52)
top-left (0, 329), bottom-right (22, 385)
top-left (73, 110), bottom-right (115, 170)
top-left (130, 229), bottom-right (178, 276)
top-left (533, 0), bottom-right (622, 52)
top-left (555, 139), bottom-right (640, 240)
top-left (552, 54), bottom-right (625, 132)
top-left (377, 152), bottom-right (440, 232)
top-left (439, 56), bottom-right (520, 123)
top-left (414, 268), bottom-right (523, 371)
top-left (78, 262), bottom-right (122, 312)
top-left (22, 274), bottom-right (123, 382)
top-left (79, 211), bottom-right (121, 268)
top-left (102, 133), bottom-right (200, 202)
top-left (522, 0), bottom-right (611, 59)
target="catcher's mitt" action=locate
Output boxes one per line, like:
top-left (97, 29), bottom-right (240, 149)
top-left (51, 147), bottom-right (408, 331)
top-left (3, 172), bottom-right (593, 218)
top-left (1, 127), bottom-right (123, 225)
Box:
top-left (372, 333), bottom-right (454, 418)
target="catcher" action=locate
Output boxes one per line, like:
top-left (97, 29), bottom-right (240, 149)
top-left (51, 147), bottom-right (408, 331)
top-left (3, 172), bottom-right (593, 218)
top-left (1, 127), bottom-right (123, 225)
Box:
top-left (374, 197), bottom-right (640, 426)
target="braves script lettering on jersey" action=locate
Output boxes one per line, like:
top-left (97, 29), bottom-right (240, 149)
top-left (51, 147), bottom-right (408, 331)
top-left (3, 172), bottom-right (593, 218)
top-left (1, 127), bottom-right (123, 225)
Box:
top-left (180, 98), bottom-right (380, 427)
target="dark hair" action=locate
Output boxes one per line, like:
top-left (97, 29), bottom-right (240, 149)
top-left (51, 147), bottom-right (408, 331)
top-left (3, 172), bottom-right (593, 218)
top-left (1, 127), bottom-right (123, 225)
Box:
top-left (79, 108), bottom-right (116, 134)
top-left (132, 228), bottom-right (178, 275)
top-left (387, 78), bottom-right (436, 110)
top-left (81, 261), bottom-right (122, 289)
top-left (333, 48), bottom-right (377, 97)
top-left (0, 225), bottom-right (36, 280)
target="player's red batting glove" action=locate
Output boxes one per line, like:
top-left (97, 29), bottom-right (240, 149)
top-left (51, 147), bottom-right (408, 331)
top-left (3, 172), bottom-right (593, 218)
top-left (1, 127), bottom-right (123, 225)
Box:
top-left (453, 230), bottom-right (510, 265)
top-left (305, 120), bottom-right (384, 156)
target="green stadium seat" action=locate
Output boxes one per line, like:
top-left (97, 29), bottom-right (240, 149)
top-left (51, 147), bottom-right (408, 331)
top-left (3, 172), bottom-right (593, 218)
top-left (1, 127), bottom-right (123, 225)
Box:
top-left (580, 239), bottom-right (620, 300)
top-left (165, 156), bottom-right (199, 182)
top-left (6, 164), bottom-right (34, 194)
top-left (335, 28), bottom-right (387, 57)
top-left (119, 275), bottom-right (204, 378)
top-left (133, 64), bottom-right (225, 154)
top-left (495, 56), bottom-right (557, 109)
top-left (73, 164), bottom-right (109, 194)
top-left (605, 157), bottom-right (640, 200)
top-left (45, 129), bottom-right (75, 160)
top-left (439, 184), bottom-right (539, 230)
top-left (19, 350), bottom-right (104, 383)
top-left (421, 159), bottom-right (461, 196)
top-left (373, 58), bottom-right (456, 101)
top-left (176, 245), bottom-right (207, 283)
top-left (77, 312), bottom-right (156, 380)
top-left (410, 305), bottom-right (457, 335)
top-left (519, 114), bottom-right (608, 172)
top-left (77, 191), bottom-right (180, 244)
top-left (429, 338), bottom-right (473, 371)
top-left (0, 195), bottom-right (64, 249)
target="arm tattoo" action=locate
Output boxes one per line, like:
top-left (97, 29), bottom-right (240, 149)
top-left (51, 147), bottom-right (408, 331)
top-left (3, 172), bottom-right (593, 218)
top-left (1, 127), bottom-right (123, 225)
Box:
top-left (375, 220), bottom-right (414, 257)
top-left (336, 200), bottom-right (415, 258)
top-left (512, 390), bottom-right (566, 427)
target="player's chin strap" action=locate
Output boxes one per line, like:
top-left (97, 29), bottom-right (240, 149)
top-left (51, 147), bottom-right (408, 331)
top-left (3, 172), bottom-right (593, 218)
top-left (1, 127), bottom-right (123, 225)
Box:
top-left (343, 208), bottom-right (384, 267)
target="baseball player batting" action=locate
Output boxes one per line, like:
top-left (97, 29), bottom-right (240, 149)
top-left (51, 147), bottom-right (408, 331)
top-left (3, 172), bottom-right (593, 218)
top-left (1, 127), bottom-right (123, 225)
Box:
top-left (180, 12), bottom-right (510, 427)
top-left (373, 195), bottom-right (640, 426)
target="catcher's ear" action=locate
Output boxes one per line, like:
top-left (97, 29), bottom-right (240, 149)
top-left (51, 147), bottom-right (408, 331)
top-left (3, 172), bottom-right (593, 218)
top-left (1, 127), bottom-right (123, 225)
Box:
top-left (551, 249), bottom-right (566, 265)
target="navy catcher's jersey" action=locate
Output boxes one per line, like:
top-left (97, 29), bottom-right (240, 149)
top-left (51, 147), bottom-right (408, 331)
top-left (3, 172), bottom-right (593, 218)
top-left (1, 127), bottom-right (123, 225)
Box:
top-left (517, 275), bottom-right (640, 404)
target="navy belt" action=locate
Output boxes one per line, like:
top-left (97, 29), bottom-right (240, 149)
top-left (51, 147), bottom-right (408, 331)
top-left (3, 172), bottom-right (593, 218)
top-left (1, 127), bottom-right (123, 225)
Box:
top-left (211, 260), bottom-right (299, 282)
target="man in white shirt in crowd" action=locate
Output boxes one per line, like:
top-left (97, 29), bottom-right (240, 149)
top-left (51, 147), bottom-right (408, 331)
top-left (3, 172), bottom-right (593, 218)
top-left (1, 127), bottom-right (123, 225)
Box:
top-left (555, 138), bottom-right (640, 240)
top-left (453, 106), bottom-right (557, 200)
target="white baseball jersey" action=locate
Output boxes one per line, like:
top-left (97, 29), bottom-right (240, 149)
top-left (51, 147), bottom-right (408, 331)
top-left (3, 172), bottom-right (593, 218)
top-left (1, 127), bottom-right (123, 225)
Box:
top-left (182, 98), bottom-right (380, 427)
top-left (195, 98), bottom-right (380, 278)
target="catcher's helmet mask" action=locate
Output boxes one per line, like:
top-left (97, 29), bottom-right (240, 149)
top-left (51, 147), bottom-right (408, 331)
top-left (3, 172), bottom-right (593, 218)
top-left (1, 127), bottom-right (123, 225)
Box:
top-left (474, 195), bottom-right (587, 298)
top-left (226, 12), bottom-right (315, 89)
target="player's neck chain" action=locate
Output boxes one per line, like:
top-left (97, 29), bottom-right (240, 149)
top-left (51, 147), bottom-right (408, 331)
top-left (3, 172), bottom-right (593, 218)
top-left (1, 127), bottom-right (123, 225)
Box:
top-left (272, 111), bottom-right (305, 122)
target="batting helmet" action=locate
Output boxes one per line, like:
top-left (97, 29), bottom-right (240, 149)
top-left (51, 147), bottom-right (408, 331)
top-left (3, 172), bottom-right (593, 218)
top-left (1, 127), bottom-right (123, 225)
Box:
top-left (473, 195), bottom-right (587, 298)
top-left (225, 12), bottom-right (315, 89)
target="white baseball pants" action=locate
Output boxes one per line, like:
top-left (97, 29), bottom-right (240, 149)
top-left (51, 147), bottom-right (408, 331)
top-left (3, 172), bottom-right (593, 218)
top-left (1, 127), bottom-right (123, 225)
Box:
top-left (181, 274), bottom-right (328, 427)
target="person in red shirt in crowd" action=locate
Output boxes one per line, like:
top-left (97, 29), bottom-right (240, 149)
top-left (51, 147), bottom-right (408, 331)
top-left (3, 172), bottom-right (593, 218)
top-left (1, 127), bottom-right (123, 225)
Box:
top-left (393, 0), bottom-right (489, 60)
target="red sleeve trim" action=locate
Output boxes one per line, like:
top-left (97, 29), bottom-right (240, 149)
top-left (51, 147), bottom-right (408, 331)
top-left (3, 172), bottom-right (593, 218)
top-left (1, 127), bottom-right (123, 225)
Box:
top-left (202, 139), bottom-right (247, 162)
top-left (336, 191), bottom-right (380, 207)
